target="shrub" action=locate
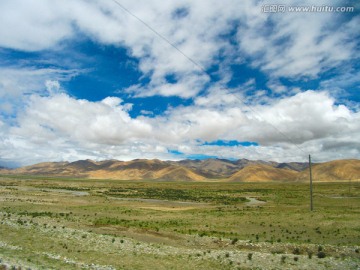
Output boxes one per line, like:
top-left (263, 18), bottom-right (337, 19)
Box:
top-left (317, 251), bottom-right (326, 258)
top-left (199, 232), bottom-right (206, 237)
top-left (231, 238), bottom-right (238, 245)
top-left (247, 253), bottom-right (253, 260)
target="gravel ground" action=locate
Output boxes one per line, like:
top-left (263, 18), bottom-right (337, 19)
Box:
top-left (1, 212), bottom-right (359, 270)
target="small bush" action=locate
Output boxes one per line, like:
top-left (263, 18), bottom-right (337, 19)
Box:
top-left (231, 238), bottom-right (238, 245)
top-left (247, 253), bottom-right (253, 260)
top-left (317, 251), bottom-right (326, 258)
top-left (199, 232), bottom-right (206, 237)
top-left (307, 251), bottom-right (313, 259)
top-left (281, 255), bottom-right (286, 264)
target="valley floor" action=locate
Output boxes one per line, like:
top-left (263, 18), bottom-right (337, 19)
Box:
top-left (0, 176), bottom-right (359, 269)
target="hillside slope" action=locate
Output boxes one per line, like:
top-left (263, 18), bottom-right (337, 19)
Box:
top-left (297, 159), bottom-right (360, 181)
top-left (229, 164), bottom-right (298, 182)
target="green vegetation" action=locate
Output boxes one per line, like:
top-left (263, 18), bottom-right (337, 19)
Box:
top-left (0, 176), bottom-right (359, 269)
top-left (105, 186), bottom-right (249, 204)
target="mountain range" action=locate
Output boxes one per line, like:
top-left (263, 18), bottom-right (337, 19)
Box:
top-left (1, 158), bottom-right (359, 182)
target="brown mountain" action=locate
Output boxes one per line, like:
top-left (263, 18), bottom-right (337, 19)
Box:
top-left (297, 159), bottom-right (360, 181)
top-left (86, 160), bottom-right (205, 181)
top-left (1, 158), bottom-right (358, 182)
top-left (10, 161), bottom-right (71, 175)
top-left (174, 158), bottom-right (240, 178)
top-left (149, 166), bottom-right (206, 182)
top-left (229, 164), bottom-right (298, 182)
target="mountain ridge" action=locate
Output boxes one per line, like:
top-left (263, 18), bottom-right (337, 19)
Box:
top-left (1, 158), bottom-right (359, 182)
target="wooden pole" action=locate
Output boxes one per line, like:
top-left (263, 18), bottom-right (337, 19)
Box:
top-left (309, 154), bottom-right (313, 211)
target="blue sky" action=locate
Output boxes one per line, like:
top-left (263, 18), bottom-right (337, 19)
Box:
top-left (0, 0), bottom-right (359, 167)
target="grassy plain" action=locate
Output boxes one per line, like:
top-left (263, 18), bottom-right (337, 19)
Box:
top-left (0, 175), bottom-right (359, 269)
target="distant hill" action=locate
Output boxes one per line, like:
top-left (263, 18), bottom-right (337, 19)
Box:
top-left (0, 158), bottom-right (359, 182)
top-left (297, 159), bottom-right (360, 181)
top-left (229, 164), bottom-right (298, 182)
top-left (11, 161), bottom-right (72, 175)
top-left (276, 162), bottom-right (309, 171)
top-left (86, 160), bottom-right (206, 181)
top-left (148, 166), bottom-right (206, 182)
top-left (173, 159), bottom-right (240, 178)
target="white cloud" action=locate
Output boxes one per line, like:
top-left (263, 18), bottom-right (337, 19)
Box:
top-left (319, 69), bottom-right (360, 109)
top-left (249, 91), bottom-right (357, 144)
top-left (0, 0), bottom-right (72, 51)
top-left (0, 0), bottom-right (358, 97)
top-left (0, 0), bottom-right (226, 97)
top-left (45, 80), bottom-right (61, 95)
top-left (237, 1), bottom-right (359, 78)
top-left (12, 94), bottom-right (152, 145)
top-left (0, 67), bottom-right (69, 97)
top-left (151, 89), bottom-right (360, 161)
top-left (126, 72), bottom-right (209, 98)
top-left (0, 0), bottom-right (359, 166)
top-left (0, 93), bottom-right (155, 166)
top-left (0, 66), bottom-right (81, 117)
top-left (1, 89), bottom-right (359, 166)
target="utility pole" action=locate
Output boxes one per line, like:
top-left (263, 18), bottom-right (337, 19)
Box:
top-left (309, 154), bottom-right (313, 211)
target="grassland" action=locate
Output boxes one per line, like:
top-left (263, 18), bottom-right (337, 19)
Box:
top-left (0, 175), bottom-right (359, 269)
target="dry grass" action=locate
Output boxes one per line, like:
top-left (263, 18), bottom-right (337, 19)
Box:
top-left (0, 176), bottom-right (359, 269)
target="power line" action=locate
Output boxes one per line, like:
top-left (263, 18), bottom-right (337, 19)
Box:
top-left (112, 0), bottom-right (209, 76)
top-left (230, 93), bottom-right (308, 157)
top-left (111, 0), bottom-right (308, 159)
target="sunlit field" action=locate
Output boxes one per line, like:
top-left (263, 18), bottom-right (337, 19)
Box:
top-left (0, 175), bottom-right (359, 269)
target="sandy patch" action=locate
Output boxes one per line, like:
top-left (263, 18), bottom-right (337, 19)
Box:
top-left (139, 206), bottom-right (195, 211)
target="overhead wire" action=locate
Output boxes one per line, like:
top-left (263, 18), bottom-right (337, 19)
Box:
top-left (111, 0), bottom-right (310, 161)
top-left (112, 0), bottom-right (208, 75)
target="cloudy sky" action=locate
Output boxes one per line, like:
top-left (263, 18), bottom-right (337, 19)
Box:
top-left (0, 0), bottom-right (359, 167)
